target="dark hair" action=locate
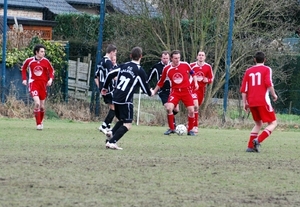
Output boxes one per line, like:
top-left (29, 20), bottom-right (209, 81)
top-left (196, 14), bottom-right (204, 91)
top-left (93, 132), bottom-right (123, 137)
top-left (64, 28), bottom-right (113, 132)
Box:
top-left (254, 51), bottom-right (265, 63)
top-left (131, 47), bottom-right (142, 61)
top-left (161, 51), bottom-right (170, 56)
top-left (33, 44), bottom-right (45, 55)
top-left (170, 50), bottom-right (180, 58)
top-left (106, 44), bottom-right (117, 53)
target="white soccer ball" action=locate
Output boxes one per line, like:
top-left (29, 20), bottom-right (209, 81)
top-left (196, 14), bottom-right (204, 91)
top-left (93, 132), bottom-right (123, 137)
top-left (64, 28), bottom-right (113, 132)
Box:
top-left (175, 124), bottom-right (187, 135)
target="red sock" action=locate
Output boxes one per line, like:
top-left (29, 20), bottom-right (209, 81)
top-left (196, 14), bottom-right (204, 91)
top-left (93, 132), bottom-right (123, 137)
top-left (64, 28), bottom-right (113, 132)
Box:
top-left (187, 116), bottom-right (194, 132)
top-left (258, 129), bottom-right (272, 143)
top-left (248, 132), bottom-right (258, 148)
top-left (168, 114), bottom-right (175, 130)
top-left (34, 109), bottom-right (41, 125)
top-left (194, 111), bottom-right (199, 127)
top-left (40, 109), bottom-right (45, 123)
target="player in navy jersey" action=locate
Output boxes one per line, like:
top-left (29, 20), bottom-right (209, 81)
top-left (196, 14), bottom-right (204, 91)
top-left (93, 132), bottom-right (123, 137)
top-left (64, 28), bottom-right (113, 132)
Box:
top-left (101, 47), bottom-right (152, 150)
top-left (240, 51), bottom-right (278, 152)
top-left (147, 51), bottom-right (179, 135)
top-left (21, 44), bottom-right (55, 130)
top-left (94, 44), bottom-right (117, 134)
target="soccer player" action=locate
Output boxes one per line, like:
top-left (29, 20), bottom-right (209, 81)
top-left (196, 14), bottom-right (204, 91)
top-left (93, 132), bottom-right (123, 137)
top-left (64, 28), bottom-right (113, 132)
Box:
top-left (240, 51), bottom-right (278, 152)
top-left (21, 44), bottom-right (55, 130)
top-left (94, 44), bottom-right (117, 134)
top-left (190, 51), bottom-right (214, 133)
top-left (101, 47), bottom-right (152, 150)
top-left (152, 50), bottom-right (199, 136)
top-left (147, 51), bottom-right (179, 135)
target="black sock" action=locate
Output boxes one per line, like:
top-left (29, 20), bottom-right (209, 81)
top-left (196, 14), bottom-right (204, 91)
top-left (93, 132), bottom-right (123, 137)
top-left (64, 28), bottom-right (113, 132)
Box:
top-left (109, 125), bottom-right (128, 143)
top-left (104, 109), bottom-right (115, 127)
top-left (112, 120), bottom-right (123, 135)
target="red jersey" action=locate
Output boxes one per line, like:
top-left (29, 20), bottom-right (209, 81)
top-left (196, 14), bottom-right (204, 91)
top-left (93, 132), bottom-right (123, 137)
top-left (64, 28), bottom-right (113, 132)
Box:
top-left (240, 64), bottom-right (273, 107)
top-left (190, 62), bottom-right (213, 88)
top-left (157, 61), bottom-right (194, 89)
top-left (21, 57), bottom-right (55, 83)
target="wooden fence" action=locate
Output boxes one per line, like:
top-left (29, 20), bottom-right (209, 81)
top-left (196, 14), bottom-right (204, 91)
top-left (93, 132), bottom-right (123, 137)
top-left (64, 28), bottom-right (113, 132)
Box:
top-left (68, 54), bottom-right (92, 100)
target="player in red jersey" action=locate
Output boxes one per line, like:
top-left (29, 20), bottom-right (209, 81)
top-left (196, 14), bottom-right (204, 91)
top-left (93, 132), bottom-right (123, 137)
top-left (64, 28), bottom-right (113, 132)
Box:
top-left (21, 44), bottom-right (55, 130)
top-left (240, 51), bottom-right (277, 152)
top-left (190, 51), bottom-right (214, 133)
top-left (152, 50), bottom-right (199, 136)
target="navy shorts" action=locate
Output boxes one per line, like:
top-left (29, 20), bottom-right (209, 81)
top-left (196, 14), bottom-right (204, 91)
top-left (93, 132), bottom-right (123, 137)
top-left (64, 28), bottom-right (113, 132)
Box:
top-left (102, 93), bottom-right (113, 104)
top-left (114, 103), bottom-right (133, 123)
top-left (158, 89), bottom-right (170, 105)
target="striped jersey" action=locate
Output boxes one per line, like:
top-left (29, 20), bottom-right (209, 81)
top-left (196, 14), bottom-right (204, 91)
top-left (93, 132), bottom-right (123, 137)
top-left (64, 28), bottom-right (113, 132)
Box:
top-left (103, 61), bottom-right (152, 104)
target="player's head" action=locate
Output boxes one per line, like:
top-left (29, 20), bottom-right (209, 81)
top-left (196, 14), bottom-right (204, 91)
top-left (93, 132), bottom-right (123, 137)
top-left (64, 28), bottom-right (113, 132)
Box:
top-left (106, 44), bottom-right (117, 58)
top-left (170, 50), bottom-right (181, 65)
top-left (33, 44), bottom-right (46, 58)
top-left (111, 56), bottom-right (117, 66)
top-left (131, 47), bottom-right (143, 61)
top-left (197, 51), bottom-right (206, 62)
top-left (161, 51), bottom-right (170, 65)
top-left (254, 51), bottom-right (265, 64)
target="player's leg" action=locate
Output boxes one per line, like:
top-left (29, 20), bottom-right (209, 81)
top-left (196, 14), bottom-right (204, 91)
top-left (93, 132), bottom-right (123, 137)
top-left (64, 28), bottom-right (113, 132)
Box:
top-left (181, 90), bottom-right (195, 136)
top-left (192, 93), bottom-right (199, 133)
top-left (246, 107), bottom-right (262, 152)
top-left (255, 105), bottom-right (277, 146)
top-left (99, 94), bottom-right (115, 134)
top-left (38, 83), bottom-right (47, 129)
top-left (106, 103), bottom-right (132, 150)
top-left (32, 95), bottom-right (42, 130)
top-left (160, 90), bottom-right (176, 134)
top-left (29, 82), bottom-right (43, 130)
top-left (40, 99), bottom-right (46, 129)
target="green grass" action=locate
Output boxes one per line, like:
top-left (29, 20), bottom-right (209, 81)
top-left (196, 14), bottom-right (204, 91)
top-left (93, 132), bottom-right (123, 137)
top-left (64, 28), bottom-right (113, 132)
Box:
top-left (1, 118), bottom-right (300, 207)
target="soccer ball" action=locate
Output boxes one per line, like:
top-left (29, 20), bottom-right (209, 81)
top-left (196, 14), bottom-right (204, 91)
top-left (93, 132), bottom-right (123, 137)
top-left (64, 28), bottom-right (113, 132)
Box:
top-left (175, 124), bottom-right (187, 135)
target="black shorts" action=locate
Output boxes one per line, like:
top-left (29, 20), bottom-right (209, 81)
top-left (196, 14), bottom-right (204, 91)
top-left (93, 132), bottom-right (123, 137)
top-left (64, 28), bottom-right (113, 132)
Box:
top-left (102, 93), bottom-right (113, 104)
top-left (114, 103), bottom-right (133, 123)
top-left (158, 89), bottom-right (170, 105)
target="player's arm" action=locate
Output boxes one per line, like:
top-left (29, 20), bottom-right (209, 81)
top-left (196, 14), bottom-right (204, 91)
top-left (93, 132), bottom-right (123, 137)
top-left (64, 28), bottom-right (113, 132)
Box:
top-left (265, 67), bottom-right (277, 101)
top-left (139, 68), bottom-right (152, 96)
top-left (240, 74), bottom-right (249, 111)
top-left (102, 68), bottom-right (119, 90)
top-left (190, 67), bottom-right (199, 90)
top-left (204, 65), bottom-right (214, 84)
top-left (21, 59), bottom-right (30, 85)
top-left (47, 60), bottom-right (55, 86)
top-left (153, 67), bottom-right (167, 95)
top-left (268, 86), bottom-right (277, 102)
top-left (241, 92), bottom-right (249, 112)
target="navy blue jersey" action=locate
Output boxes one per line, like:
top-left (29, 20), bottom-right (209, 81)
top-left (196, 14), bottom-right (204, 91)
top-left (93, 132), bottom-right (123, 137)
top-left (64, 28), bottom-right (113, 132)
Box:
top-left (147, 61), bottom-right (170, 90)
top-left (103, 61), bottom-right (152, 104)
top-left (95, 56), bottom-right (114, 92)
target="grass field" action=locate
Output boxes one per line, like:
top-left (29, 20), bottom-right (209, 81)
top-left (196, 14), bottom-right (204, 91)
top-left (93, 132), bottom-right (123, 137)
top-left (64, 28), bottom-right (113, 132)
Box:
top-left (1, 118), bottom-right (300, 207)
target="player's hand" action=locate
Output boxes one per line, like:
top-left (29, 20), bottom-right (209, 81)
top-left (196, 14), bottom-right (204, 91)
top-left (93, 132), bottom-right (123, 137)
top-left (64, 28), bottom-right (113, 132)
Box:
top-left (243, 104), bottom-right (249, 112)
top-left (272, 94), bottom-right (278, 102)
top-left (101, 89), bottom-right (108, 96)
top-left (47, 79), bottom-right (53, 86)
top-left (194, 82), bottom-right (199, 90)
top-left (150, 88), bottom-right (156, 96)
top-left (22, 80), bottom-right (27, 86)
top-left (203, 77), bottom-right (208, 83)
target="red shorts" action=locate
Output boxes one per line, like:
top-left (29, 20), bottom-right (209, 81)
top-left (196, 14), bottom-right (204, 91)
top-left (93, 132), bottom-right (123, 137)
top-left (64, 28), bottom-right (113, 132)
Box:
top-left (28, 81), bottom-right (47, 100)
top-left (193, 87), bottom-right (205, 105)
top-left (168, 87), bottom-right (194, 107)
top-left (250, 105), bottom-right (276, 123)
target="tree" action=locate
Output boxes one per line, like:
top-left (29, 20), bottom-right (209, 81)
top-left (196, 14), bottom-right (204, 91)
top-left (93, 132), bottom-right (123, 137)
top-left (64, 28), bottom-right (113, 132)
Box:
top-left (104, 0), bottom-right (300, 117)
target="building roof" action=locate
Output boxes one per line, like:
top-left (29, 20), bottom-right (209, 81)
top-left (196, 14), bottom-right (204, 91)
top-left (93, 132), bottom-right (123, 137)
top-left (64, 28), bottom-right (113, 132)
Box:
top-left (66, 0), bottom-right (100, 4)
top-left (0, 0), bottom-right (44, 9)
top-left (38, 0), bottom-right (81, 14)
top-left (108, 0), bottom-right (159, 17)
